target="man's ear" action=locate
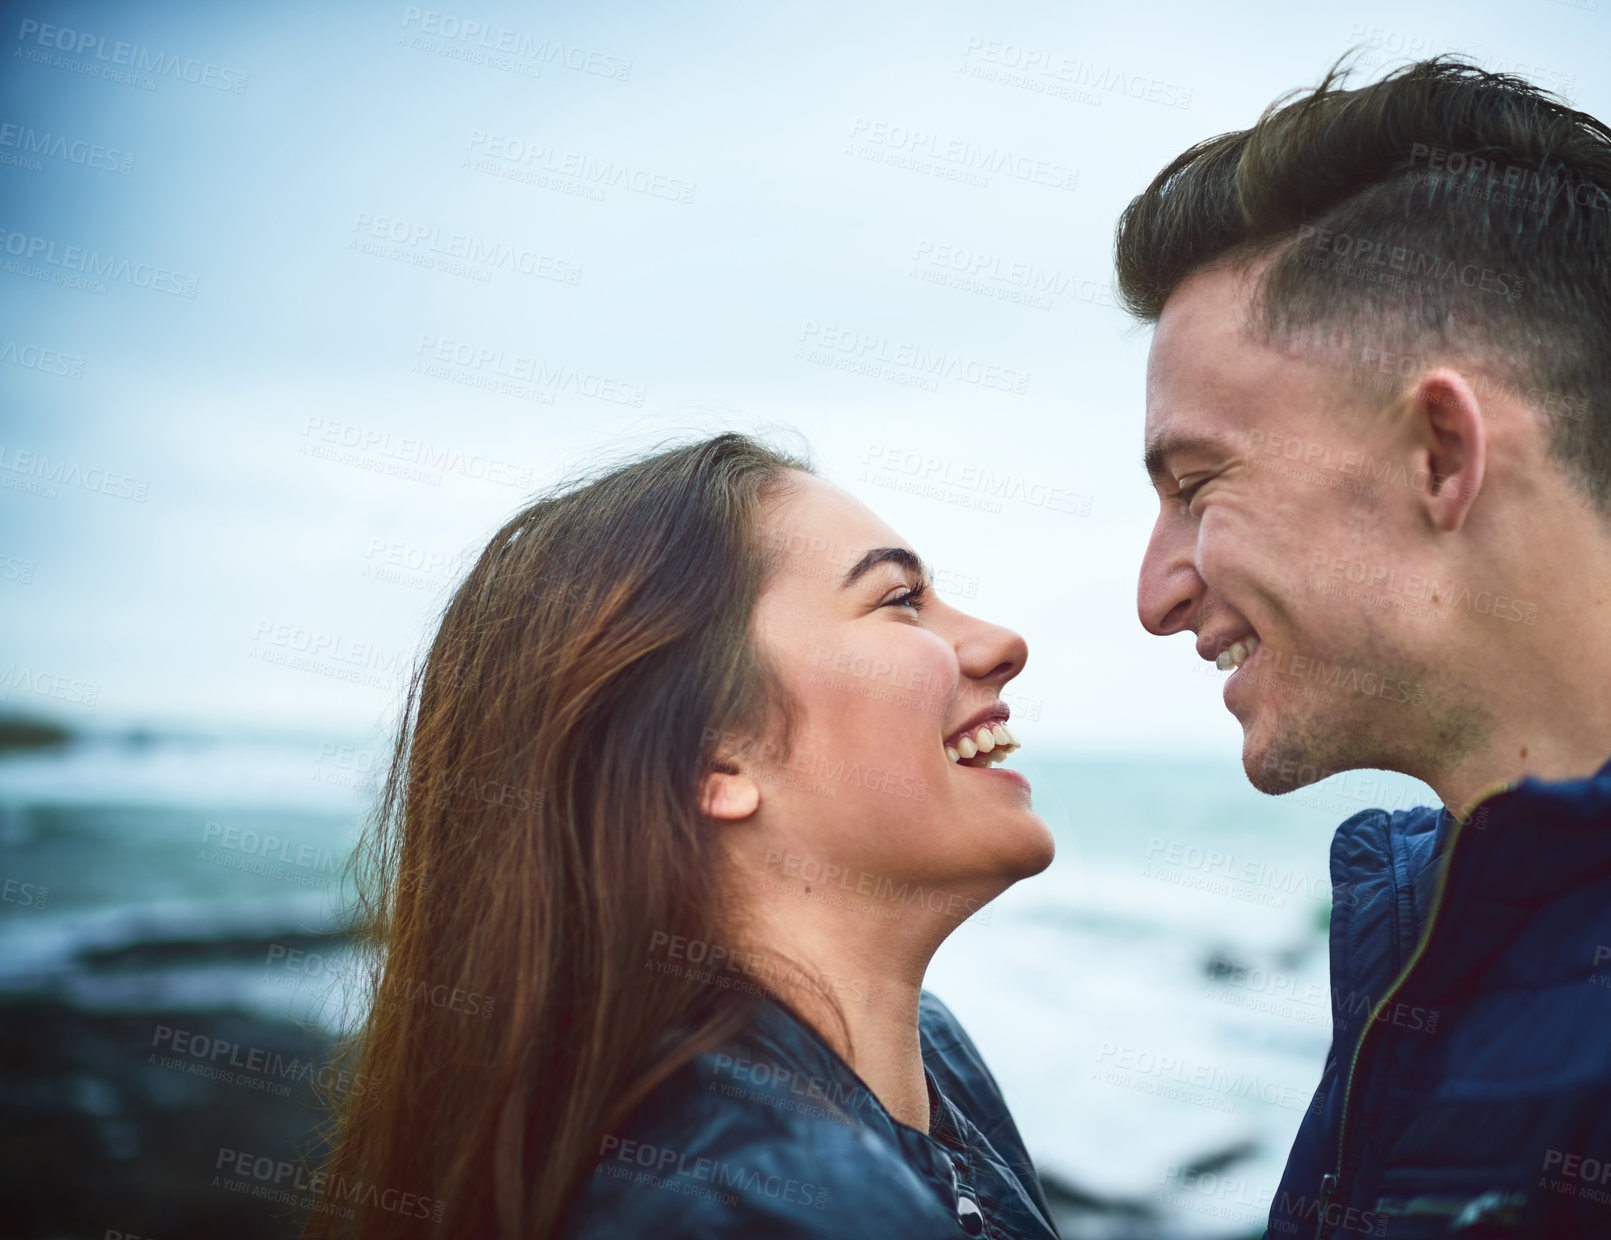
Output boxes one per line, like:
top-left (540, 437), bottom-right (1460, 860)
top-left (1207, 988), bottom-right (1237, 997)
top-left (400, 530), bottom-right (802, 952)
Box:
top-left (1409, 368), bottom-right (1487, 532)
top-left (698, 759), bottom-right (760, 820)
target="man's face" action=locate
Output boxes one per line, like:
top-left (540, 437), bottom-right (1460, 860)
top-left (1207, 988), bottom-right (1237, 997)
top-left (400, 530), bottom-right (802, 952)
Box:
top-left (1137, 263), bottom-right (1435, 793)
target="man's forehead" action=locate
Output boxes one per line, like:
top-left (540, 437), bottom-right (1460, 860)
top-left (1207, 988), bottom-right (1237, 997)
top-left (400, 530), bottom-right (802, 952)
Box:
top-left (1158, 261), bottom-right (1261, 332)
top-left (1146, 284), bottom-right (1301, 426)
top-left (1143, 349), bottom-right (1250, 445)
top-left (1151, 278), bottom-right (1258, 376)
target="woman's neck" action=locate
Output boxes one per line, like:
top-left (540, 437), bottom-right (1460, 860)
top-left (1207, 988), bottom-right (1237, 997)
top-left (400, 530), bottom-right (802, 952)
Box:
top-left (830, 973), bottom-right (929, 1131)
top-left (740, 905), bottom-right (955, 1133)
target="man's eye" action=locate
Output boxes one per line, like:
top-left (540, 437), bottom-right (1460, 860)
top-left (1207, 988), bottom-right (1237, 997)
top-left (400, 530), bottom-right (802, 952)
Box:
top-left (1172, 477), bottom-right (1206, 506)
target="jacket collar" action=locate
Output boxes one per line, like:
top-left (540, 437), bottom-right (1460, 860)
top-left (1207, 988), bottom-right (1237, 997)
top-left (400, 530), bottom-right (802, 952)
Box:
top-left (743, 993), bottom-right (967, 1164)
top-left (1449, 752), bottom-right (1611, 900)
top-left (1411, 753), bottom-right (1611, 996)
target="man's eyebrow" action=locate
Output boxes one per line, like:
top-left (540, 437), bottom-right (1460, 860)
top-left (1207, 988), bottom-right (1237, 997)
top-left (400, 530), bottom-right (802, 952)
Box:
top-left (1143, 431), bottom-right (1232, 484)
top-left (841, 546), bottom-right (928, 588)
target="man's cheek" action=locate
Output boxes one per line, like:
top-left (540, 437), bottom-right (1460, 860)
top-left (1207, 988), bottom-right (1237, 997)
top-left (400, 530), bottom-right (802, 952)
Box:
top-left (1193, 521), bottom-right (1251, 595)
top-left (1199, 512), bottom-right (1301, 604)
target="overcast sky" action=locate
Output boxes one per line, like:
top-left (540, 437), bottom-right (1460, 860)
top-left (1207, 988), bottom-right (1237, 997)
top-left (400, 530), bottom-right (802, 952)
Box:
top-left (2, 0), bottom-right (1603, 753)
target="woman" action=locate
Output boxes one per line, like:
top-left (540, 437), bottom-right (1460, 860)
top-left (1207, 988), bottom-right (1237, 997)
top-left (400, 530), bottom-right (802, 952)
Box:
top-left (302, 433), bottom-right (1059, 1239)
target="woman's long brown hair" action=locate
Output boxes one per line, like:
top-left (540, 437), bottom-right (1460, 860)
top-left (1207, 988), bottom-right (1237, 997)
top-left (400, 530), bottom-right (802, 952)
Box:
top-left (299, 433), bottom-right (810, 1239)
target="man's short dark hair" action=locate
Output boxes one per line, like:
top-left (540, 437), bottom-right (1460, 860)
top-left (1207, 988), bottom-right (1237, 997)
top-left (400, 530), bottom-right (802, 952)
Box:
top-left (1114, 55), bottom-right (1611, 509)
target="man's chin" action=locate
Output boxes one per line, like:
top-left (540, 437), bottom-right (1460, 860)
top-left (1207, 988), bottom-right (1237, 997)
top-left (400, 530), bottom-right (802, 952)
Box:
top-left (1244, 751), bottom-right (1311, 795)
top-left (1241, 720), bottom-right (1352, 796)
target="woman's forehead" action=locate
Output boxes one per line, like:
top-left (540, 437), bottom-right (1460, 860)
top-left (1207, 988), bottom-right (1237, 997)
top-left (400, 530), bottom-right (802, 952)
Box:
top-left (766, 472), bottom-right (904, 547)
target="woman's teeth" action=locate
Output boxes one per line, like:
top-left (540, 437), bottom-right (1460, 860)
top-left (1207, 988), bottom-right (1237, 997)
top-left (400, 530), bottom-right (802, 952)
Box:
top-left (1216, 636), bottom-right (1260, 671)
top-left (945, 724), bottom-right (1021, 766)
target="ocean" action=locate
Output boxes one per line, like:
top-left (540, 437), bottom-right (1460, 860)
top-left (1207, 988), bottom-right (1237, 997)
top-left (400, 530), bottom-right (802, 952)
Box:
top-left (0, 728), bottom-right (1437, 1239)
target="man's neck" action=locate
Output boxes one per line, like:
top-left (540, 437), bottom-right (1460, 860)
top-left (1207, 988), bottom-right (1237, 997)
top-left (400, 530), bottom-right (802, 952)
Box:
top-left (1435, 729), bottom-right (1611, 819)
top-left (1428, 557), bottom-right (1611, 814)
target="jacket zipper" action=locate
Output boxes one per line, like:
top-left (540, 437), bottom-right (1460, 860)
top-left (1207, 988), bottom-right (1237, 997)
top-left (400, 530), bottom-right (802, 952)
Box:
top-left (1313, 780), bottom-right (1512, 1240)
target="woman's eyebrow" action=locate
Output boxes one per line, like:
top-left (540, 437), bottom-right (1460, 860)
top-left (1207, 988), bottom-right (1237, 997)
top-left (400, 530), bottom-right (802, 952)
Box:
top-left (840, 546), bottom-right (928, 588)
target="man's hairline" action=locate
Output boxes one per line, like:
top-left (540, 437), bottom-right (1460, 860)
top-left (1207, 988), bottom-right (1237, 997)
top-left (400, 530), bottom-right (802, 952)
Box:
top-left (1136, 246), bottom-right (1595, 511)
top-left (1146, 243), bottom-right (1535, 410)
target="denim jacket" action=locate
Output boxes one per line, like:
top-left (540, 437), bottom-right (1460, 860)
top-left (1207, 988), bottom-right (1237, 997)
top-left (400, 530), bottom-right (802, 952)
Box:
top-left (561, 990), bottom-right (1061, 1239)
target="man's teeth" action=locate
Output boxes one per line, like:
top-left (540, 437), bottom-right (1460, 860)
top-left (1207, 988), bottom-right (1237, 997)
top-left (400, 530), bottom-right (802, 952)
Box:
top-left (1215, 636), bottom-right (1261, 671)
top-left (946, 724), bottom-right (1022, 765)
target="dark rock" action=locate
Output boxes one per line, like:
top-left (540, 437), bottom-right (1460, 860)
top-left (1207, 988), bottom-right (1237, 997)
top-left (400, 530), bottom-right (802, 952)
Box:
top-left (0, 999), bottom-right (339, 1240)
top-left (0, 715), bottom-right (73, 752)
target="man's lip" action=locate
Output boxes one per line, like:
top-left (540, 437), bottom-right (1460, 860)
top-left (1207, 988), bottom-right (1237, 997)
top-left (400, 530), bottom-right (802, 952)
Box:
top-left (943, 703), bottom-right (1011, 751)
top-left (1224, 652), bottom-right (1259, 708)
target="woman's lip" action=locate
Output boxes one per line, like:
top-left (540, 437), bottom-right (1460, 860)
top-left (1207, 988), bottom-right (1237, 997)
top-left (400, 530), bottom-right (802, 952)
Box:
top-left (943, 704), bottom-right (1011, 751)
top-left (957, 764), bottom-right (1030, 789)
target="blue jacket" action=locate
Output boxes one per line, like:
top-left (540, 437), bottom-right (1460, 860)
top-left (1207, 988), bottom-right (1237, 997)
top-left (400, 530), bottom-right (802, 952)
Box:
top-left (562, 991), bottom-right (1060, 1239)
top-left (1267, 756), bottom-right (1611, 1239)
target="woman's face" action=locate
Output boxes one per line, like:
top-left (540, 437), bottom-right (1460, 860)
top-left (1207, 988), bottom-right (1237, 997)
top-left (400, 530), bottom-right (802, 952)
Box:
top-left (727, 472), bottom-right (1054, 922)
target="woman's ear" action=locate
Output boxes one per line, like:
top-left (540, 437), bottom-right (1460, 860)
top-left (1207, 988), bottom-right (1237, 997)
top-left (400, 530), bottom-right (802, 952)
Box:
top-left (698, 758), bottom-right (760, 820)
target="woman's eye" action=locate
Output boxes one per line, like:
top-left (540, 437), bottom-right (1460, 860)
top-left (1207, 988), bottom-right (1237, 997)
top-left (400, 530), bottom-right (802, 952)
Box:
top-left (882, 582), bottom-right (930, 611)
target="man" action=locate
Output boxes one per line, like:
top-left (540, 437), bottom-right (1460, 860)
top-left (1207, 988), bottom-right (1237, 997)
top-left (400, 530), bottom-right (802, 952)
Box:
top-left (1119, 57), bottom-right (1611, 1238)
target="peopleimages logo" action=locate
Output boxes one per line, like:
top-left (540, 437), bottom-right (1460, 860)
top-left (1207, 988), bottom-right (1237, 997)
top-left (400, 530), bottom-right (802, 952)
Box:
top-left (350, 211), bottom-right (583, 285)
top-left (151, 1025), bottom-right (379, 1099)
top-left (846, 117), bottom-right (1079, 192)
top-left (1272, 1191), bottom-right (1384, 1236)
top-left (862, 444), bottom-right (1090, 515)
top-left (0, 447), bottom-right (146, 503)
top-left (0, 229), bottom-right (199, 297)
top-left (595, 1134), bottom-right (829, 1210)
top-left (1409, 143), bottom-right (1610, 212)
top-left (298, 416), bottom-right (534, 489)
top-left (0, 339), bottom-right (86, 379)
top-left (909, 239), bottom-right (1117, 312)
top-left (213, 1146), bottom-right (444, 1221)
top-left (465, 132), bottom-right (694, 204)
top-left (14, 19), bottom-right (250, 93)
top-left (1293, 223), bottom-right (1524, 300)
top-left (799, 322), bottom-right (1030, 394)
top-left (399, 7), bottom-right (632, 81)
top-left (0, 122), bottom-right (134, 173)
top-left (413, 335), bottom-right (646, 407)
top-left (1309, 551), bottom-right (1538, 625)
top-left (959, 36), bottom-right (1193, 110)
top-left (762, 849), bottom-right (988, 922)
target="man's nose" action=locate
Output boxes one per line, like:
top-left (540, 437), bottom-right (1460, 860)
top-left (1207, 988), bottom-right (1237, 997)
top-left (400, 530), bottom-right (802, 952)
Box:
top-left (1137, 516), bottom-right (1202, 637)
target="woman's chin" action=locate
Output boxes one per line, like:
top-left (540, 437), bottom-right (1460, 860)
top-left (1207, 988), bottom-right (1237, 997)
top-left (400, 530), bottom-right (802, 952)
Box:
top-left (967, 813), bottom-right (1057, 887)
top-left (1007, 817), bottom-right (1057, 879)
